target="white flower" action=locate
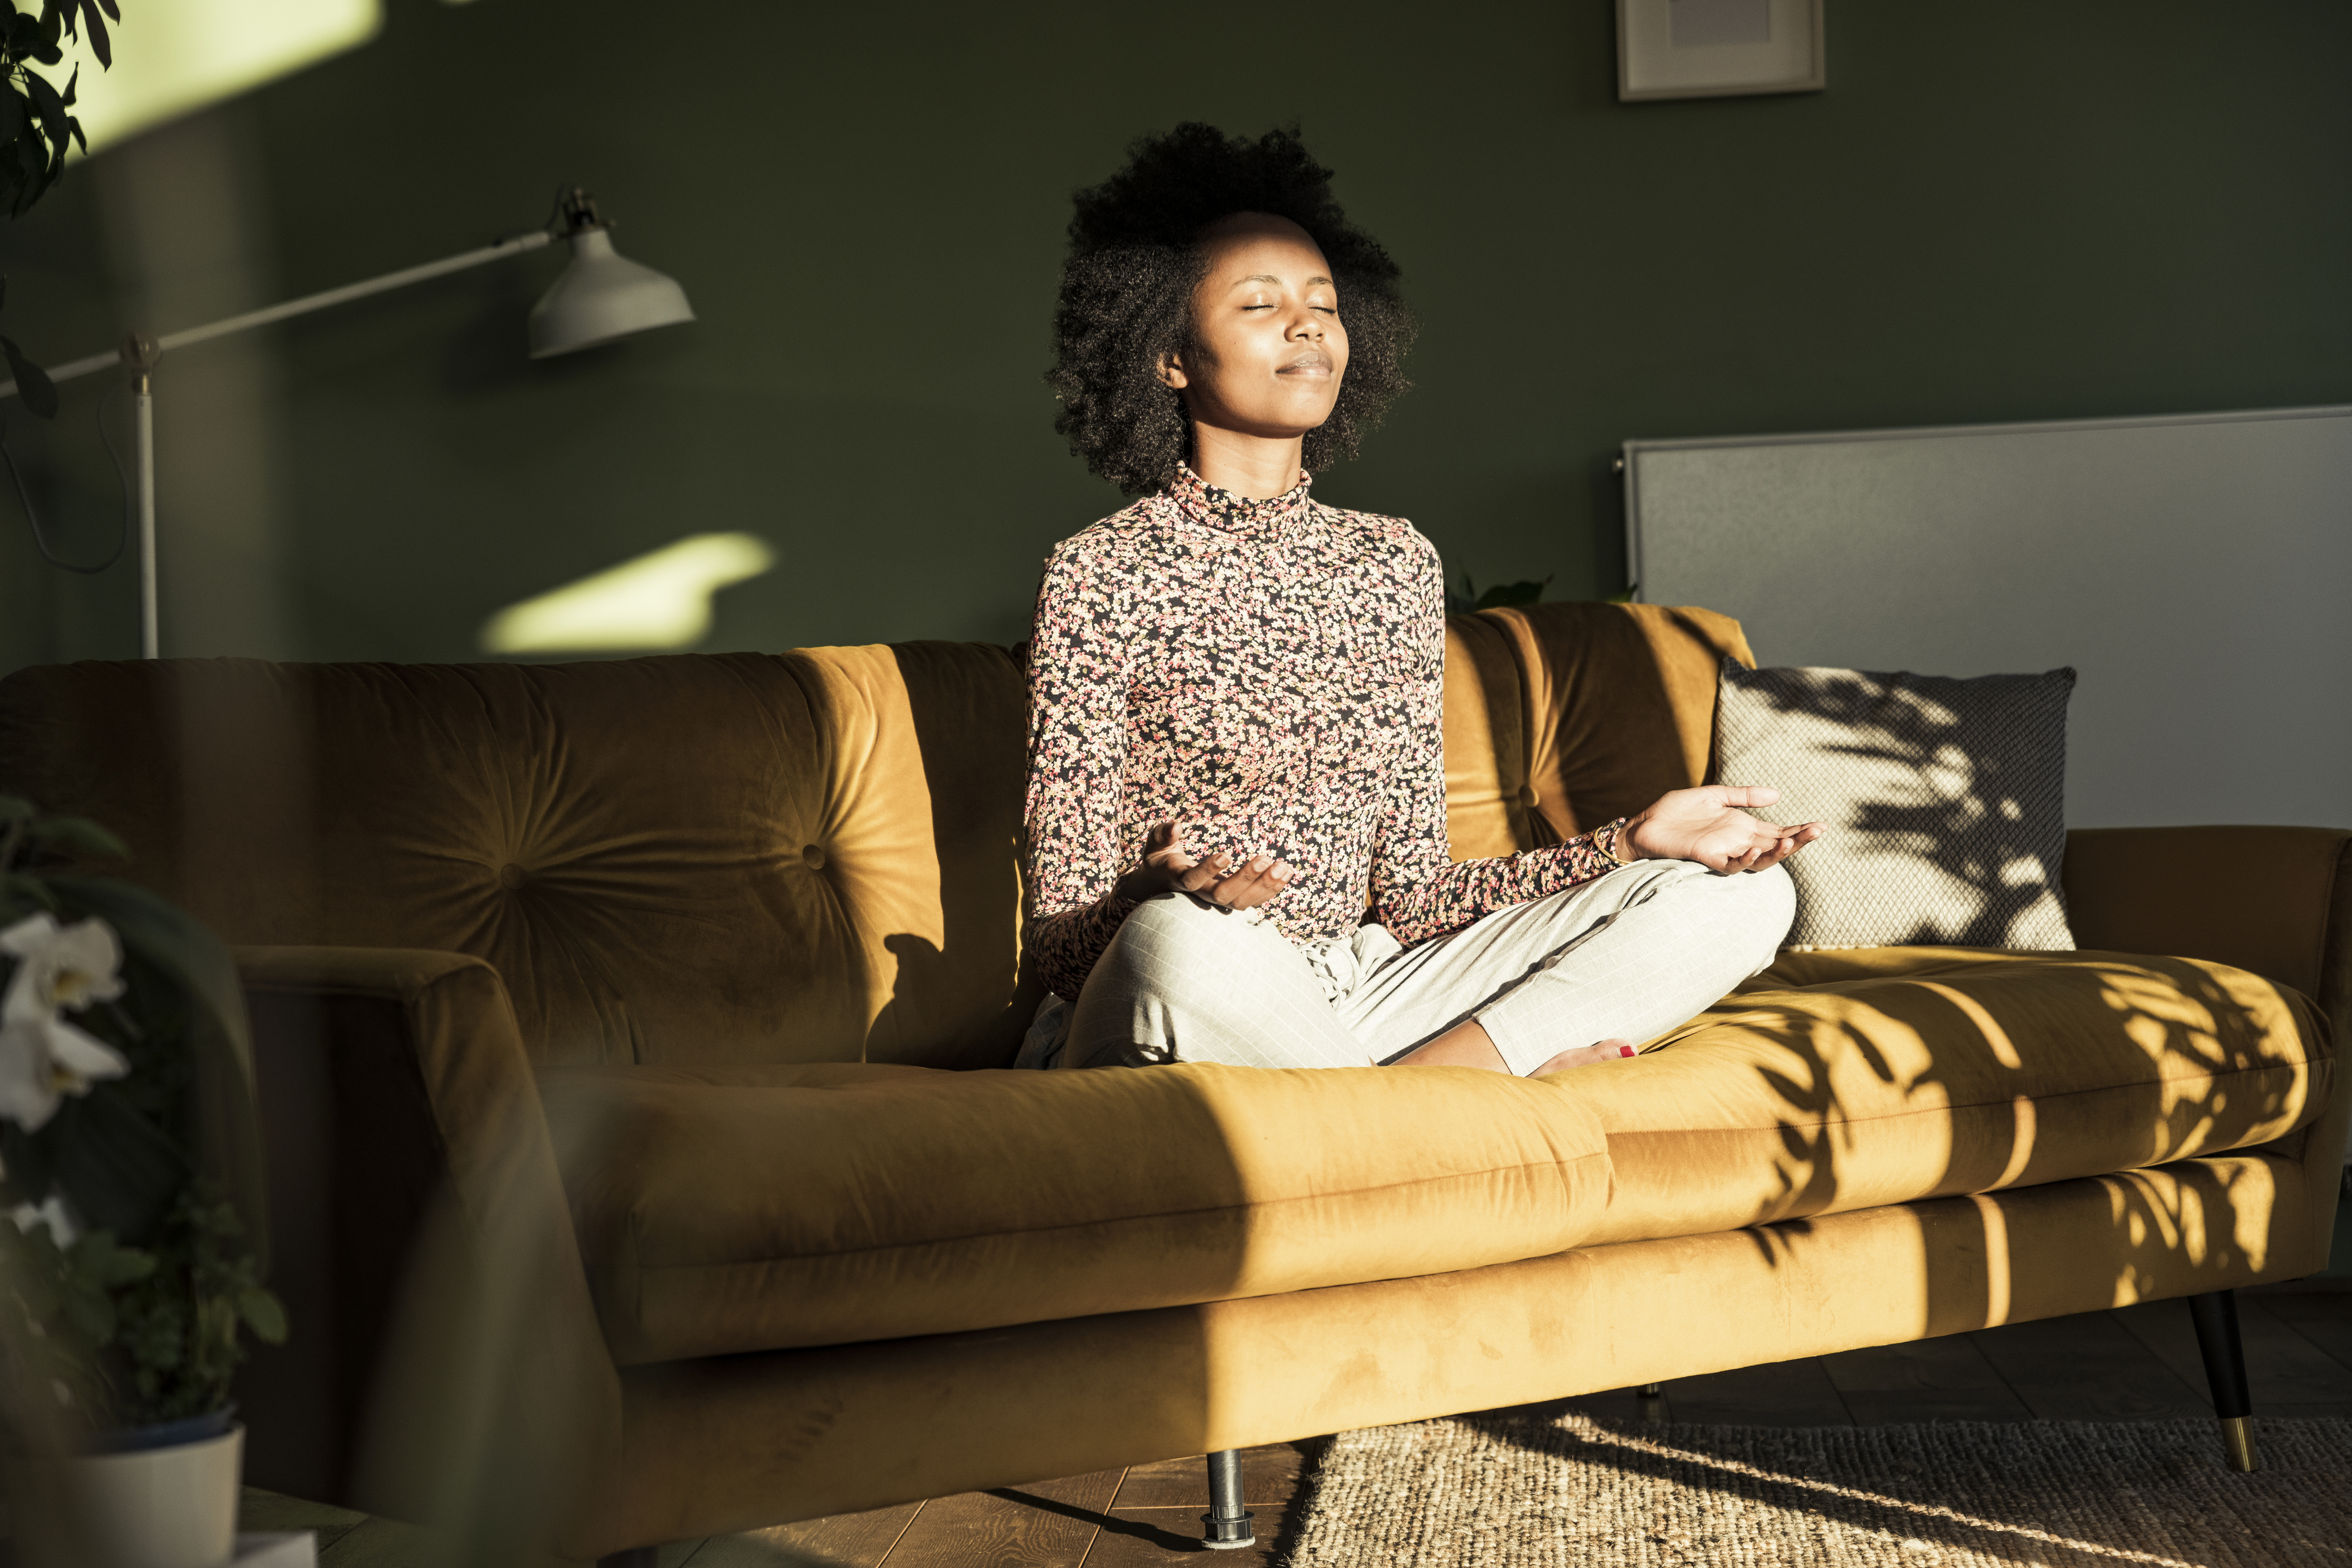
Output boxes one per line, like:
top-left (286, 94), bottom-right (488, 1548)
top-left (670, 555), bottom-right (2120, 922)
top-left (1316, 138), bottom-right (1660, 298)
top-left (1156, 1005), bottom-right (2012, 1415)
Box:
top-left (0, 914), bottom-right (131, 1131)
top-left (8, 1193), bottom-right (77, 1248)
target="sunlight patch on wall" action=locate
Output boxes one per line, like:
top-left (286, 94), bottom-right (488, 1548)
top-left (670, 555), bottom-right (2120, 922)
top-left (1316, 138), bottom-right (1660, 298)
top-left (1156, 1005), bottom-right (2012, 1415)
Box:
top-left (62, 0), bottom-right (383, 153)
top-left (480, 533), bottom-right (777, 654)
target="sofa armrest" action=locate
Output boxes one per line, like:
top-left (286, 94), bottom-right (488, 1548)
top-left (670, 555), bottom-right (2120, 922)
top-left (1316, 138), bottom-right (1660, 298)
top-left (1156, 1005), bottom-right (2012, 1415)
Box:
top-left (230, 945), bottom-right (622, 1535)
top-left (2064, 827), bottom-right (2351, 1266)
top-left (2063, 827), bottom-right (2352, 1021)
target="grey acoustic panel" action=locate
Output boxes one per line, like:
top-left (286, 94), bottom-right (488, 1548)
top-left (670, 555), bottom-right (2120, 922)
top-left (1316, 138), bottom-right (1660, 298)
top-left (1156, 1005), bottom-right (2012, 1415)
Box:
top-left (1626, 407), bottom-right (2352, 830)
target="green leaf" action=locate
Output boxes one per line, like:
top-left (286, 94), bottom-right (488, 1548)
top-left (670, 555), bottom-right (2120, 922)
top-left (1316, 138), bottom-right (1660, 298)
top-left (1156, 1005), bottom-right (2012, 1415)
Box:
top-left (0, 332), bottom-right (57, 419)
top-left (0, 1115), bottom-right (56, 1202)
top-left (18, 61), bottom-right (62, 135)
top-left (28, 814), bottom-right (129, 861)
top-left (60, 59), bottom-right (75, 108)
top-left (1473, 577), bottom-right (1549, 611)
top-left (94, 0), bottom-right (116, 23)
top-left (0, 794), bottom-right (35, 824)
top-left (50, 1086), bottom-right (191, 1244)
top-left (69, 1228), bottom-right (158, 1288)
top-left (68, 0), bottom-right (99, 68)
top-left (46, 877), bottom-right (271, 1269)
top-left (2, 871), bottom-right (61, 908)
top-left (236, 1286), bottom-right (288, 1345)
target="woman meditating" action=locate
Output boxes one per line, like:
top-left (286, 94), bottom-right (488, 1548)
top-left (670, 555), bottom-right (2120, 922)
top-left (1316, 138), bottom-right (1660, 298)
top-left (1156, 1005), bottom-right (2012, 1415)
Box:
top-left (1025, 125), bottom-right (1820, 1076)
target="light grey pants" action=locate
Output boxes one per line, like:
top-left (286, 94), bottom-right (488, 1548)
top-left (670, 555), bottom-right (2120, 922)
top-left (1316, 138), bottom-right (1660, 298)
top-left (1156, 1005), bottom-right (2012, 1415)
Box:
top-left (1059, 860), bottom-right (1794, 1075)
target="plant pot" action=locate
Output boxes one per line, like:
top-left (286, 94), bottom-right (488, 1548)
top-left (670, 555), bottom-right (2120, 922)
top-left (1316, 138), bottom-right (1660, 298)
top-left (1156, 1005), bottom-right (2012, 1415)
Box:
top-left (66, 1411), bottom-right (243, 1568)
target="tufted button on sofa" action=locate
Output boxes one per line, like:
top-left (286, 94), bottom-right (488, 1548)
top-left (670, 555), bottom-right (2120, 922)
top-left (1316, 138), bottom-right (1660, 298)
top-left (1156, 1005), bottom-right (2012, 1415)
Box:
top-left (0, 603), bottom-right (2341, 1560)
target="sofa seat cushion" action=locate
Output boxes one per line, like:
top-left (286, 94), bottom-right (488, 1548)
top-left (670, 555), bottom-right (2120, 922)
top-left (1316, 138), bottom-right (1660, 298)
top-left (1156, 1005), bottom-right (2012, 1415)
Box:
top-left (542, 1058), bottom-right (1612, 1365)
top-left (1570, 946), bottom-right (2330, 1247)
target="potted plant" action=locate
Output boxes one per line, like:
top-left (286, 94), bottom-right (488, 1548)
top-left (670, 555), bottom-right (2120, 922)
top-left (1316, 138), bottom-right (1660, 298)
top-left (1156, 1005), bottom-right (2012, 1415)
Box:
top-left (0, 796), bottom-right (286, 1568)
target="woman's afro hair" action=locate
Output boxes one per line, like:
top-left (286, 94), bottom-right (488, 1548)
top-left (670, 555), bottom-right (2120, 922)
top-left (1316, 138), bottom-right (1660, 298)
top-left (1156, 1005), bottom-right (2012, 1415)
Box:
top-left (1047, 123), bottom-right (1415, 495)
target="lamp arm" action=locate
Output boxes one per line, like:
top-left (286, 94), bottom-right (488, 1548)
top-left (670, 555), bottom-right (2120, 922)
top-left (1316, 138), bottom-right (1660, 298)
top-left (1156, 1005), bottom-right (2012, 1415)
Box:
top-left (0, 228), bottom-right (556, 401)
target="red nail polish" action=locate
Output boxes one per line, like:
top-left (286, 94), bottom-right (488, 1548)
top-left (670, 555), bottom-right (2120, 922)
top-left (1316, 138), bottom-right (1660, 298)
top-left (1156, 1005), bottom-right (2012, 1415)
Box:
top-left (1618, 1045), bottom-right (1636, 1058)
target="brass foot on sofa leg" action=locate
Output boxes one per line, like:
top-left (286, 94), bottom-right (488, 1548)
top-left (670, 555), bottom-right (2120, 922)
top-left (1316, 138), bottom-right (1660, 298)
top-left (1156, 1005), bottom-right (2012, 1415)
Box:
top-left (2219, 1414), bottom-right (2259, 1473)
top-left (1202, 1447), bottom-right (1256, 1550)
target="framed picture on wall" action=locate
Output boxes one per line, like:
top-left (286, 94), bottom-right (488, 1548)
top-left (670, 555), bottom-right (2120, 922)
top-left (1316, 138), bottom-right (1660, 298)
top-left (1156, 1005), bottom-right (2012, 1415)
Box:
top-left (1616, 0), bottom-right (1826, 102)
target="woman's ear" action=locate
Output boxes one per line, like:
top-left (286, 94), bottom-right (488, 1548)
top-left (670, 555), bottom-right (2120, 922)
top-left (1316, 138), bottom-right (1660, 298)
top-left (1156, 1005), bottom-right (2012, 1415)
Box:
top-left (1155, 349), bottom-right (1190, 390)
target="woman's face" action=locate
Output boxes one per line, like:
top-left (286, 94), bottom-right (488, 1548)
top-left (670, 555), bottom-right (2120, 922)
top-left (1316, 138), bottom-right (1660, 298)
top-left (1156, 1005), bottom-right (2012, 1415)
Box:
top-left (1161, 212), bottom-right (1350, 441)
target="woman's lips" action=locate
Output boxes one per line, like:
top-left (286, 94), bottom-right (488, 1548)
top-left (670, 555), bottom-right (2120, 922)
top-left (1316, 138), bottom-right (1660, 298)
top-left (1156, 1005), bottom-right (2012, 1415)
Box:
top-left (1279, 353), bottom-right (1334, 376)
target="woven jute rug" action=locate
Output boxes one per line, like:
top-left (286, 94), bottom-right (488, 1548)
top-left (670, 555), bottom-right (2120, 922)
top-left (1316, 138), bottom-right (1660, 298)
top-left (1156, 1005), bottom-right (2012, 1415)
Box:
top-left (1288, 1415), bottom-right (2352, 1566)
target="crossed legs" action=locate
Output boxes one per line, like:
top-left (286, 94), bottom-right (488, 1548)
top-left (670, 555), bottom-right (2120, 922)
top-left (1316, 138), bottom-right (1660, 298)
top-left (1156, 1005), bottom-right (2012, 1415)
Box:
top-left (1063, 860), bottom-right (1794, 1075)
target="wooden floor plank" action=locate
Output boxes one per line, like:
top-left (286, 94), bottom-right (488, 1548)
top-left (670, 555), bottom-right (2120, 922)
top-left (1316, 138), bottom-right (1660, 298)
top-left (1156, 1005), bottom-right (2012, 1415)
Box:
top-left (686, 1501), bottom-right (922, 1567)
top-left (1822, 1331), bottom-right (2035, 1424)
top-left (308, 1514), bottom-right (459, 1567)
top-left (1966, 1312), bottom-right (2208, 1421)
top-left (240, 1489), bottom-right (368, 1559)
top-left (1110, 1443), bottom-right (1310, 1508)
top-left (2110, 1295), bottom-right (2352, 1409)
top-left (1656, 1355), bottom-right (1855, 1426)
top-left (1081, 1508), bottom-right (1283, 1566)
top-left (878, 1470), bottom-right (1121, 1568)
top-left (2259, 1291), bottom-right (2352, 1373)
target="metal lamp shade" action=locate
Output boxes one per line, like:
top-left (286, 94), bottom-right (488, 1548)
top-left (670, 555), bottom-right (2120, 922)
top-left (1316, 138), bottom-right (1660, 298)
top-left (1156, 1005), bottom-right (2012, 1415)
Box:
top-left (527, 228), bottom-right (695, 358)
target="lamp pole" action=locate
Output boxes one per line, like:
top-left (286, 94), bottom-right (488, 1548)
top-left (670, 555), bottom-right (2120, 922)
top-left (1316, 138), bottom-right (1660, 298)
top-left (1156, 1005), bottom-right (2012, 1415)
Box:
top-left (1, 228), bottom-right (557, 660)
top-left (0, 188), bottom-right (691, 658)
top-left (119, 331), bottom-right (158, 658)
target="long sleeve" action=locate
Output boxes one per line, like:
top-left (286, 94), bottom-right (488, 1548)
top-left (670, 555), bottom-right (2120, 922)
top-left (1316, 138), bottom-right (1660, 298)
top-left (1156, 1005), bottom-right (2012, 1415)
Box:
top-left (1368, 561), bottom-right (1622, 946)
top-left (1021, 543), bottom-right (1140, 998)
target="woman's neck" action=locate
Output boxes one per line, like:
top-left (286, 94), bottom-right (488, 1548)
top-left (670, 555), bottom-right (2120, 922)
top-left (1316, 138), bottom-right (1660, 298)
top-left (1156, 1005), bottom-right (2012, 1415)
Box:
top-left (1187, 423), bottom-right (1305, 500)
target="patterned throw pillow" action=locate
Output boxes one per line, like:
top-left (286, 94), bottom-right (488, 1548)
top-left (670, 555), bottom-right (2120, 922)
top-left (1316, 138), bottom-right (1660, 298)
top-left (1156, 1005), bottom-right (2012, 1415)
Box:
top-left (1712, 661), bottom-right (2077, 951)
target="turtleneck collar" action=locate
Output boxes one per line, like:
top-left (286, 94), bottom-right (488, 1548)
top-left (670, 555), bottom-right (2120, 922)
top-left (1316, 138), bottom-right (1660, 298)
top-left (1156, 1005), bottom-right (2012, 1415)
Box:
top-left (1160, 463), bottom-right (1315, 539)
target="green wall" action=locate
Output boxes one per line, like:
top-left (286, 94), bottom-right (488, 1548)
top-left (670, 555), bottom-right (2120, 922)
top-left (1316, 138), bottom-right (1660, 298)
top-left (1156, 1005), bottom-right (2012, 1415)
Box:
top-left (2, 0), bottom-right (2347, 673)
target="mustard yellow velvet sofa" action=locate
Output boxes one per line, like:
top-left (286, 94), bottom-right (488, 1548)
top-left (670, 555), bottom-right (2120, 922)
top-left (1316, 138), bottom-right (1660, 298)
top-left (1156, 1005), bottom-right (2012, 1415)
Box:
top-left (0, 603), bottom-right (2343, 1564)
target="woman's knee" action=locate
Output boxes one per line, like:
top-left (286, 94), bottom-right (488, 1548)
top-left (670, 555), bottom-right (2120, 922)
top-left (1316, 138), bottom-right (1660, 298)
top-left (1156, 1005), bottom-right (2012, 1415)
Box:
top-left (1716, 861), bottom-right (1796, 961)
top-left (1091, 892), bottom-right (1268, 988)
top-left (1648, 858), bottom-right (1793, 962)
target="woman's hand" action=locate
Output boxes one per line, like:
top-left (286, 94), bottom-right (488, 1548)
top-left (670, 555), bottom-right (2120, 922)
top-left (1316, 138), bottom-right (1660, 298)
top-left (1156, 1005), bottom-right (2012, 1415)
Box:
top-left (1113, 821), bottom-right (1294, 911)
top-left (1619, 785), bottom-right (1824, 874)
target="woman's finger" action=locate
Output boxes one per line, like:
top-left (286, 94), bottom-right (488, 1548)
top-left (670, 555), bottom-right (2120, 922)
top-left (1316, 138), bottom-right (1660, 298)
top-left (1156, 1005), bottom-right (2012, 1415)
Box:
top-left (1211, 854), bottom-right (1275, 905)
top-left (1178, 851), bottom-right (1231, 892)
top-left (1210, 854), bottom-right (1292, 909)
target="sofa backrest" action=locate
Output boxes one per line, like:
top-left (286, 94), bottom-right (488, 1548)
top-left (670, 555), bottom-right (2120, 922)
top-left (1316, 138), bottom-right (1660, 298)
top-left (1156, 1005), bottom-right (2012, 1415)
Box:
top-left (0, 603), bottom-right (1746, 1071)
top-left (1444, 602), bottom-right (1753, 854)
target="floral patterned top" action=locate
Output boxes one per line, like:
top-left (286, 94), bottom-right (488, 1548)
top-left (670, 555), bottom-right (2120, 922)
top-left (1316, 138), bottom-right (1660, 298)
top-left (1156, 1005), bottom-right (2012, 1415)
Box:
top-left (1022, 464), bottom-right (1623, 1000)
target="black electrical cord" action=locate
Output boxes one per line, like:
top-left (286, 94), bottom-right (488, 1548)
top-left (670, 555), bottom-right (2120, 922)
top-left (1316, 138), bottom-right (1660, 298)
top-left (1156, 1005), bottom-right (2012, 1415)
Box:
top-left (0, 381), bottom-right (133, 574)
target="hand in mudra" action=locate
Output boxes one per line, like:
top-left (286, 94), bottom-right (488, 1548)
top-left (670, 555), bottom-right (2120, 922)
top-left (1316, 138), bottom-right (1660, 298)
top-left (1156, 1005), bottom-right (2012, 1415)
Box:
top-left (1114, 820), bottom-right (1294, 911)
top-left (1621, 785), bottom-right (1824, 873)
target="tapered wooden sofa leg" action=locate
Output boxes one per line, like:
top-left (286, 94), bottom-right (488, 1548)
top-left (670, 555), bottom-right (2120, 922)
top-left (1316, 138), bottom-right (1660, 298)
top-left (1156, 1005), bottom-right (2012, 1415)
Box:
top-left (2187, 1289), bottom-right (2260, 1472)
top-left (1202, 1447), bottom-right (1257, 1550)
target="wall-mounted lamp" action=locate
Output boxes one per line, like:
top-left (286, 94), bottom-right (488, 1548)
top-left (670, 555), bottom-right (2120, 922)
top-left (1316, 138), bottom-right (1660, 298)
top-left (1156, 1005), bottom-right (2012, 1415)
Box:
top-left (0, 186), bottom-right (695, 657)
